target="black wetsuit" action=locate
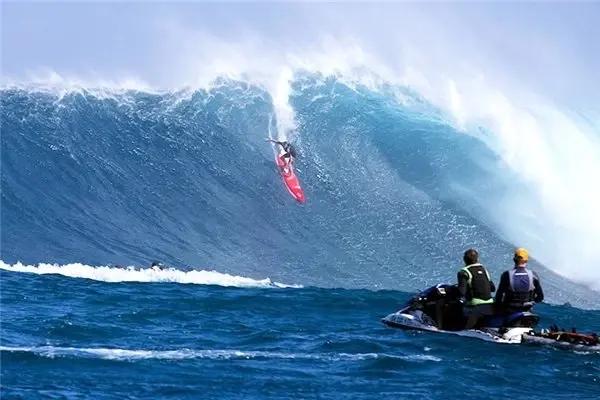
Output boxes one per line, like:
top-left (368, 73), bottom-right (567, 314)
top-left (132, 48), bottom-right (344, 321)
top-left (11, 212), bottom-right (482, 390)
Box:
top-left (273, 141), bottom-right (296, 162)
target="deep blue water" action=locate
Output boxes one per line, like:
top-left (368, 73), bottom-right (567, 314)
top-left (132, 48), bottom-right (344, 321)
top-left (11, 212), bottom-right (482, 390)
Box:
top-left (1, 75), bottom-right (599, 399)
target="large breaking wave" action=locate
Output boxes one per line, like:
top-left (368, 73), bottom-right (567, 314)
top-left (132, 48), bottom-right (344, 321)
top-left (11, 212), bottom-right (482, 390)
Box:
top-left (2, 68), bottom-right (599, 310)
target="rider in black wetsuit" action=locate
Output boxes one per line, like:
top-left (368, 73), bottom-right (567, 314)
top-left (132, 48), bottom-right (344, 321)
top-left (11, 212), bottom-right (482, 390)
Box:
top-left (267, 138), bottom-right (297, 165)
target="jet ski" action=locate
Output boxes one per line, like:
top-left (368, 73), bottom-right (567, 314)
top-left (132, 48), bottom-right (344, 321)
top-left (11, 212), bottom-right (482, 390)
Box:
top-left (381, 283), bottom-right (539, 343)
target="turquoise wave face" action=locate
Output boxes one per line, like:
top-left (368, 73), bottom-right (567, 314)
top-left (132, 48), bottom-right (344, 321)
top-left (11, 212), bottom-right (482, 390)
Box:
top-left (0, 74), bottom-right (597, 308)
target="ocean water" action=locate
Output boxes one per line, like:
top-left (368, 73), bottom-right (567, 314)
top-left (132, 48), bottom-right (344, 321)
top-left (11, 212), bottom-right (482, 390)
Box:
top-left (1, 73), bottom-right (599, 399)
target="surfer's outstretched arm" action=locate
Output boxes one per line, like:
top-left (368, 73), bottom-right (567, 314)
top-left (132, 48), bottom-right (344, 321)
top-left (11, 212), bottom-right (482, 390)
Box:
top-left (266, 138), bottom-right (284, 146)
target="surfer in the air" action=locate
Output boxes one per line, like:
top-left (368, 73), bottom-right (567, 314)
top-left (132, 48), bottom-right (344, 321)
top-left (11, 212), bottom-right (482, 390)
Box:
top-left (266, 138), bottom-right (297, 166)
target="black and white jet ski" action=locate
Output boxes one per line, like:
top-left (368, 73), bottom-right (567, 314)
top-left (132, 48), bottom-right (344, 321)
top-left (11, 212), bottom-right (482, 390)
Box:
top-left (381, 283), bottom-right (540, 343)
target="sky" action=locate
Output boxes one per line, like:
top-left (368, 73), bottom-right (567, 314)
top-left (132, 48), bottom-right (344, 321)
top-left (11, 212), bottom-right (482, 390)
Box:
top-left (2, 1), bottom-right (600, 105)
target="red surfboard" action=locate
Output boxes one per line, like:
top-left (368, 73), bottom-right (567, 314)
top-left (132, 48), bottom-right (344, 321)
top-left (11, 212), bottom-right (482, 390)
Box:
top-left (275, 150), bottom-right (305, 203)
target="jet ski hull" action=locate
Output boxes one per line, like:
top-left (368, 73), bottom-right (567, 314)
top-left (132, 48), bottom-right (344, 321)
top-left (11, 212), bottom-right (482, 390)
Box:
top-left (381, 310), bottom-right (532, 344)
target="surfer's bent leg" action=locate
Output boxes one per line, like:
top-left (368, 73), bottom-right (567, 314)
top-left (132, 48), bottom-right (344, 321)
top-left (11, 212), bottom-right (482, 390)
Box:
top-left (282, 152), bottom-right (292, 165)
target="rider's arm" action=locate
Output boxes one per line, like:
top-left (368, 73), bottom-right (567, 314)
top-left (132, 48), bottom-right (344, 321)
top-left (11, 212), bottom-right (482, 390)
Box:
top-left (457, 271), bottom-right (468, 297)
top-left (533, 271), bottom-right (544, 303)
top-left (268, 139), bottom-right (283, 146)
top-left (494, 271), bottom-right (508, 304)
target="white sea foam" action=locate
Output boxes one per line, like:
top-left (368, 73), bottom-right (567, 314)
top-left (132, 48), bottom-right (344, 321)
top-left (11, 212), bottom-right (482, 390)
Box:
top-left (0, 345), bottom-right (441, 362)
top-left (0, 261), bottom-right (302, 289)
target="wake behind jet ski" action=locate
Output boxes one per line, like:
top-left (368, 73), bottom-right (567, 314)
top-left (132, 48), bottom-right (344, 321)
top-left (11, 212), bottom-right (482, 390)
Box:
top-left (381, 283), bottom-right (540, 343)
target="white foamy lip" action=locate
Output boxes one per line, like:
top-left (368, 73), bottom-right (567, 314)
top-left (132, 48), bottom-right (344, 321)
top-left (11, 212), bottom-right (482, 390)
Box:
top-left (0, 261), bottom-right (302, 289)
top-left (0, 70), bottom-right (161, 100)
top-left (0, 345), bottom-right (441, 362)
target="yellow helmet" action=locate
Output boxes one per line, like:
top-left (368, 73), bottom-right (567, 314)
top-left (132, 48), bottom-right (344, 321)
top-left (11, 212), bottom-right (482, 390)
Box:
top-left (514, 248), bottom-right (529, 261)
